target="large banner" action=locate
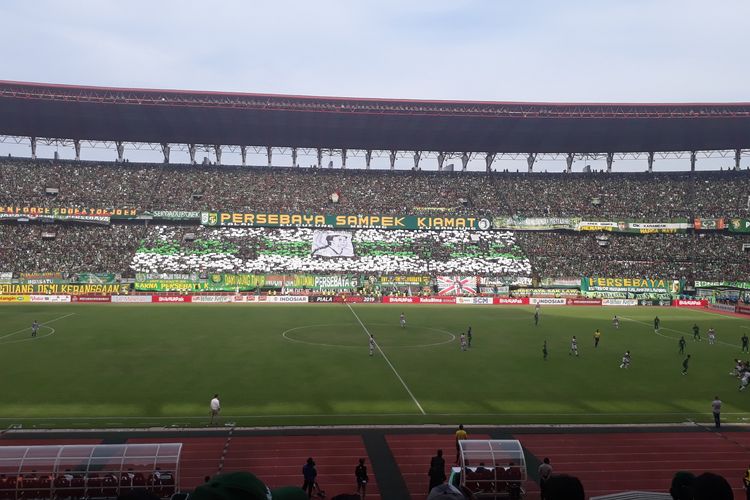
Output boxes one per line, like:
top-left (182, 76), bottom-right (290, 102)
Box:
top-left (366, 275), bottom-right (431, 287)
top-left (729, 218), bottom-right (750, 233)
top-left (576, 219), bottom-right (691, 234)
top-left (436, 276), bottom-right (477, 295)
top-left (202, 212), bottom-right (491, 230)
top-left (492, 216), bottom-right (578, 231)
top-left (0, 206), bottom-right (137, 224)
top-left (147, 211), bottom-right (201, 221)
top-left (695, 280), bottom-right (750, 290)
top-left (0, 283), bottom-right (123, 295)
top-left (136, 274), bottom-right (360, 292)
top-left (311, 231), bottom-right (355, 257)
top-left (582, 277), bottom-right (680, 294)
top-left (693, 218), bottom-right (726, 230)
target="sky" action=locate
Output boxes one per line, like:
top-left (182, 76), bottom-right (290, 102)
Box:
top-left (1, 0), bottom-right (748, 171)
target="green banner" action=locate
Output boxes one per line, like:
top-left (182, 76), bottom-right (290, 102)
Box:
top-left (146, 211), bottom-right (201, 221)
top-left (0, 206), bottom-right (138, 224)
top-left (695, 280), bottom-right (750, 290)
top-left (135, 274), bottom-right (361, 292)
top-left (201, 212), bottom-right (491, 230)
top-left (729, 218), bottom-right (750, 233)
top-left (71, 273), bottom-right (119, 284)
top-left (581, 276), bottom-right (681, 294)
top-left (492, 216), bottom-right (579, 231)
top-left (365, 275), bottom-right (432, 286)
top-left (0, 283), bottom-right (124, 295)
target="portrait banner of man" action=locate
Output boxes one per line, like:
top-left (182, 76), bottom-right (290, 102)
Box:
top-left (311, 231), bottom-right (355, 258)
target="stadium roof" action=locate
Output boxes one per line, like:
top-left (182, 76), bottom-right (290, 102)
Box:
top-left (1, 80), bottom-right (749, 153)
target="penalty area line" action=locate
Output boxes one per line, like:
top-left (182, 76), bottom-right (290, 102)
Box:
top-left (346, 303), bottom-right (426, 415)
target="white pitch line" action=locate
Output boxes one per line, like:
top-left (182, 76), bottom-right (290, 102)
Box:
top-left (0, 313), bottom-right (75, 340)
top-left (346, 303), bottom-right (426, 415)
top-left (621, 316), bottom-right (742, 349)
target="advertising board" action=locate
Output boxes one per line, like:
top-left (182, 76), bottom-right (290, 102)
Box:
top-left (493, 297), bottom-right (529, 305)
top-left (0, 295), bottom-right (29, 302)
top-left (566, 298), bottom-right (602, 305)
top-left (71, 296), bottom-right (112, 303)
top-left (29, 295), bottom-right (71, 303)
top-left (382, 296), bottom-right (418, 304)
top-left (264, 295), bottom-right (309, 303)
top-left (111, 295), bottom-right (153, 303)
top-left (601, 298), bottom-right (638, 306)
top-left (528, 297), bottom-right (566, 305)
top-left (672, 299), bottom-right (708, 307)
top-left (152, 295), bottom-right (193, 303)
top-left (192, 296), bottom-right (234, 303)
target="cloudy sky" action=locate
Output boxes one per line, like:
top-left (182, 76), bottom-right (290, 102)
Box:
top-left (1, 0), bottom-right (748, 169)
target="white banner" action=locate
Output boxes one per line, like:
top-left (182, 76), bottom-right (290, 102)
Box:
top-left (311, 231), bottom-right (354, 257)
top-left (111, 295), bottom-right (153, 303)
top-left (601, 298), bottom-right (638, 306)
top-left (264, 295), bottom-right (310, 303)
top-left (29, 294), bottom-right (71, 303)
top-left (529, 297), bottom-right (566, 305)
top-left (192, 295), bottom-right (233, 303)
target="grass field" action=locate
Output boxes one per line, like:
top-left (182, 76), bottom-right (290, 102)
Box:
top-left (0, 303), bottom-right (749, 428)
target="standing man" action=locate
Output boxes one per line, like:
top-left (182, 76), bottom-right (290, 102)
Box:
top-left (678, 336), bottom-right (686, 355)
top-left (742, 463), bottom-right (750, 500)
top-left (708, 328), bottom-right (716, 345)
top-left (542, 340), bottom-right (548, 361)
top-left (31, 320), bottom-right (39, 338)
top-left (467, 327), bottom-right (472, 348)
top-left (534, 305), bottom-right (540, 326)
top-left (712, 396), bottom-right (722, 429)
top-left (693, 323), bottom-right (701, 341)
top-left (682, 354), bottom-right (691, 375)
top-left (455, 424), bottom-right (467, 463)
top-left (209, 394), bottom-right (220, 425)
top-left (400, 312), bottom-right (406, 329)
top-left (538, 457), bottom-right (553, 500)
top-left (742, 333), bottom-right (749, 353)
top-left (569, 336), bottom-right (579, 357)
top-left (612, 315), bottom-right (620, 329)
top-left (654, 316), bottom-right (660, 333)
top-left (355, 458), bottom-right (368, 499)
top-left (459, 333), bottom-right (467, 351)
top-left (593, 329), bottom-right (601, 348)
top-left (369, 335), bottom-right (375, 357)
top-left (428, 449), bottom-right (446, 493)
top-left (301, 458), bottom-right (317, 498)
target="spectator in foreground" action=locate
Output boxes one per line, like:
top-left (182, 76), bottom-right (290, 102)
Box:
top-left (301, 458), bottom-right (317, 498)
top-left (692, 472), bottom-right (734, 500)
top-left (538, 457), bottom-right (553, 499)
top-left (543, 474), bottom-right (584, 500)
top-left (189, 471), bottom-right (307, 500)
top-left (669, 471), bottom-right (695, 500)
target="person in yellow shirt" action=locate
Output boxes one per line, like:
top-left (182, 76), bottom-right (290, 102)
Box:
top-left (594, 329), bottom-right (601, 348)
top-left (742, 464), bottom-right (750, 499)
top-left (455, 424), bottom-right (468, 463)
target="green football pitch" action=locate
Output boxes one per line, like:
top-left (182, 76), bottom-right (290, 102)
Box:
top-left (0, 303), bottom-right (748, 428)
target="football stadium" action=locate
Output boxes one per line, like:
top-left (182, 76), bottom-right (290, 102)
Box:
top-left (2, 4), bottom-right (750, 499)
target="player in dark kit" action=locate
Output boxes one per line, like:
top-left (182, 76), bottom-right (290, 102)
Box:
top-left (467, 327), bottom-right (472, 348)
top-left (542, 341), bottom-right (548, 361)
top-left (682, 354), bottom-right (691, 375)
top-left (534, 309), bottom-right (540, 326)
top-left (678, 336), bottom-right (686, 355)
top-left (654, 316), bottom-right (660, 332)
top-left (31, 320), bottom-right (39, 337)
top-left (693, 323), bottom-right (701, 341)
top-left (742, 333), bottom-right (749, 353)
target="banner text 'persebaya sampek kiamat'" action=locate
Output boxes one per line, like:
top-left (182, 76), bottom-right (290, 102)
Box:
top-left (581, 277), bottom-right (682, 294)
top-left (201, 212), bottom-right (491, 230)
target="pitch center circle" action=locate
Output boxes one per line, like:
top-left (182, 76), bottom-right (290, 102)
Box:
top-left (282, 323), bottom-right (456, 348)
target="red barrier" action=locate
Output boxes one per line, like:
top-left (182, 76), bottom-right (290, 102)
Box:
top-left (672, 299), bottom-right (708, 307)
top-left (566, 298), bottom-right (602, 306)
top-left (152, 295), bottom-right (192, 303)
top-left (493, 297), bottom-right (529, 305)
top-left (419, 297), bottom-right (457, 304)
top-left (736, 304), bottom-right (750, 316)
top-left (72, 296), bottom-right (112, 303)
top-left (382, 296), bottom-right (418, 304)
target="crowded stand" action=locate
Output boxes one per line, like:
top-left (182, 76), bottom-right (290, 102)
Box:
top-left (132, 226), bottom-right (530, 276)
top-left (1, 158), bottom-right (748, 218)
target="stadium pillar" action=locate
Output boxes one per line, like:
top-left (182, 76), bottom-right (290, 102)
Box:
top-left (317, 148), bottom-right (323, 168)
top-left (389, 150), bottom-right (397, 170)
top-left (526, 153), bottom-right (536, 172)
top-left (566, 153), bottom-right (574, 173)
top-left (342, 149), bottom-right (347, 169)
top-left (690, 151), bottom-right (697, 171)
top-left (647, 152), bottom-right (654, 172)
top-left (291, 147), bottom-right (298, 167)
top-left (240, 146), bottom-right (247, 166)
top-left (365, 150), bottom-right (372, 170)
top-left (116, 141), bottom-right (124, 162)
top-left (461, 152), bottom-right (469, 171)
top-left (735, 149), bottom-right (741, 171)
top-left (267, 147), bottom-right (273, 167)
top-left (413, 151), bottom-right (421, 170)
top-left (161, 143), bottom-right (170, 163)
top-left (188, 144), bottom-right (196, 164)
top-left (30, 137), bottom-right (37, 160)
top-left (606, 152), bottom-right (614, 173)
top-left (485, 152), bottom-right (495, 172)
top-left (74, 140), bottom-right (81, 161)
top-left (214, 145), bottom-right (222, 165)
top-left (438, 152), bottom-right (446, 171)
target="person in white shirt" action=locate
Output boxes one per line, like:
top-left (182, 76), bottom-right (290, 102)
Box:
top-left (209, 394), bottom-right (221, 425)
